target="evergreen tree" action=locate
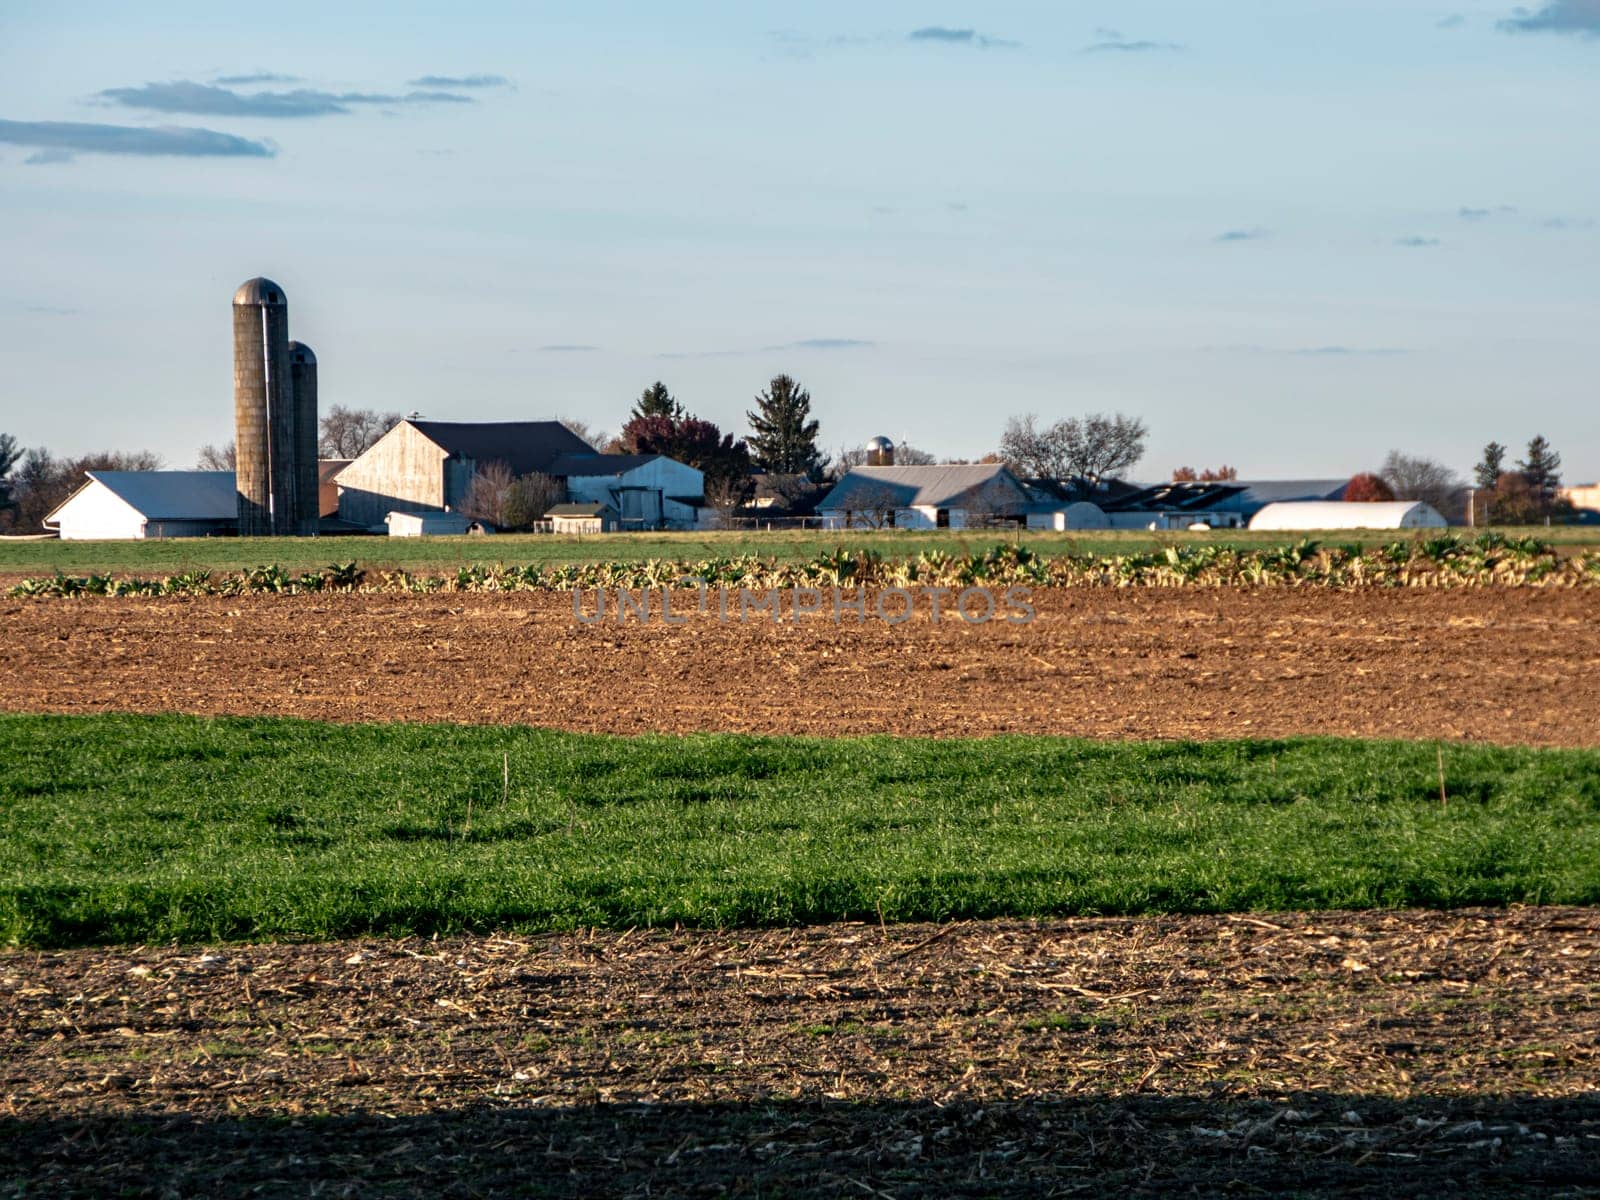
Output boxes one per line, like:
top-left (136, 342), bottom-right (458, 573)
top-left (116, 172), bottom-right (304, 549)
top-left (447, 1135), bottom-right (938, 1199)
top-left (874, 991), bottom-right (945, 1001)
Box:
top-left (746, 374), bottom-right (824, 478)
top-left (631, 381), bottom-right (682, 423)
top-left (0, 433), bottom-right (21, 521)
top-left (1473, 442), bottom-right (1505, 491)
top-left (1517, 435), bottom-right (1562, 507)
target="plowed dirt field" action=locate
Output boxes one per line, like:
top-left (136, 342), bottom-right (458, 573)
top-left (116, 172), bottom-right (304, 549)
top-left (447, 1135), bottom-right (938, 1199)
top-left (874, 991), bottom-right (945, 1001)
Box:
top-left (3, 588), bottom-right (1597, 744)
top-left (3, 909), bottom-right (1598, 1197)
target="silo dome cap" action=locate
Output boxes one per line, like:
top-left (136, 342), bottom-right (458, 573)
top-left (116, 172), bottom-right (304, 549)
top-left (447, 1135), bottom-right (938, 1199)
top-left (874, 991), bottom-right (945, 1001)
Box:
top-left (866, 435), bottom-right (895, 452)
top-left (233, 277), bottom-right (287, 306)
top-left (287, 341), bottom-right (316, 364)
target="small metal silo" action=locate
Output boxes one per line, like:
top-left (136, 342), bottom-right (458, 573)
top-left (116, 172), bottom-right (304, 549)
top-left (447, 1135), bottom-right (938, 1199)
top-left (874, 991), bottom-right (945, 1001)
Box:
top-left (865, 435), bottom-right (895, 467)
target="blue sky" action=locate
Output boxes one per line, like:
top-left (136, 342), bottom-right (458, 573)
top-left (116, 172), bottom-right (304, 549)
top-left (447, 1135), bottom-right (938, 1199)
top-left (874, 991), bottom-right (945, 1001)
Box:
top-left (2, 0), bottom-right (1596, 480)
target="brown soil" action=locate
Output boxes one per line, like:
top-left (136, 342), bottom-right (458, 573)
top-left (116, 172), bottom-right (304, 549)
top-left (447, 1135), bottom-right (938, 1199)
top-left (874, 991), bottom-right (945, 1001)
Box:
top-left (3, 909), bottom-right (1596, 1196)
top-left (3, 588), bottom-right (1598, 745)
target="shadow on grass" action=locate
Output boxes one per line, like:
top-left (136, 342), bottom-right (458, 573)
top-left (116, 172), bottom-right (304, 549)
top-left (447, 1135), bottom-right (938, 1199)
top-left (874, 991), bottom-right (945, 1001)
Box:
top-left (3, 1094), bottom-right (1597, 1198)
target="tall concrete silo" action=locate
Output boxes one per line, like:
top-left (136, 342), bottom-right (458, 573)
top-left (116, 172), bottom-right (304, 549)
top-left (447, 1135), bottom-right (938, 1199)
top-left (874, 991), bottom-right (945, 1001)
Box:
top-left (288, 341), bottom-right (319, 535)
top-left (233, 277), bottom-right (296, 536)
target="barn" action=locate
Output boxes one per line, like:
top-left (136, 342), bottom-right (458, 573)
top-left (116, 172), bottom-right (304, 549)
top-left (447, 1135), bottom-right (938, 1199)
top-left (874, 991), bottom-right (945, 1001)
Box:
top-left (44, 472), bottom-right (238, 540)
top-left (817, 464), bottom-right (1032, 529)
top-left (1249, 500), bottom-right (1448, 530)
top-left (335, 420), bottom-right (703, 531)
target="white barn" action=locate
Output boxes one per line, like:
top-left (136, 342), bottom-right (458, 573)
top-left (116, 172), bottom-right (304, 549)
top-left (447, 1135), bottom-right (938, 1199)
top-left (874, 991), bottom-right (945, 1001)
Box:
top-left (44, 471), bottom-right (238, 540)
top-left (1249, 500), bottom-right (1447, 531)
top-left (817, 464), bottom-right (1031, 529)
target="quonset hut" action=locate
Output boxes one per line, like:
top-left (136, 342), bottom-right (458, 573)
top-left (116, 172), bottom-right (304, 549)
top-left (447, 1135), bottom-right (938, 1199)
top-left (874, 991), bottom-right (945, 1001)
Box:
top-left (233, 277), bottom-right (318, 536)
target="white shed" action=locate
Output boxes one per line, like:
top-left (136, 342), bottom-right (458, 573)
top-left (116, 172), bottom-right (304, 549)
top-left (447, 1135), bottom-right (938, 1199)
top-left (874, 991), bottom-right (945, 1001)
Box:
top-left (546, 501), bottom-right (619, 534)
top-left (385, 510), bottom-right (474, 537)
top-left (1026, 501), bottom-right (1110, 531)
top-left (1249, 501), bottom-right (1447, 531)
top-left (44, 471), bottom-right (238, 540)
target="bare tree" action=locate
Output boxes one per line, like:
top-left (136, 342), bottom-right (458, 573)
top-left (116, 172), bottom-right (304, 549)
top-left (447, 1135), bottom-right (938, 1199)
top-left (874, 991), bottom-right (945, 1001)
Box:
top-left (460, 460), bottom-right (516, 527)
top-left (1380, 450), bottom-right (1464, 520)
top-left (844, 483), bottom-right (902, 529)
top-left (1000, 412), bottom-right (1147, 481)
top-left (319, 406), bottom-right (402, 459)
top-left (502, 472), bottom-right (564, 529)
top-left (704, 472), bottom-right (751, 519)
top-left (831, 442), bottom-right (936, 476)
top-left (196, 441), bottom-right (236, 470)
top-left (558, 417), bottom-right (610, 453)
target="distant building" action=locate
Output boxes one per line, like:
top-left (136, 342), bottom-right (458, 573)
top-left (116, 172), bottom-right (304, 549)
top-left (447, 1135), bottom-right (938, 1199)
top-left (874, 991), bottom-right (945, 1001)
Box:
top-left (44, 471), bottom-right (238, 540)
top-left (1248, 500), bottom-right (1447, 531)
top-left (545, 501), bottom-right (619, 534)
top-left (1560, 483), bottom-right (1600, 521)
top-left (385, 510), bottom-right (475, 537)
top-left (819, 464), bottom-right (1025, 529)
top-left (335, 419), bottom-right (703, 531)
top-left (1096, 479), bottom-right (1352, 530)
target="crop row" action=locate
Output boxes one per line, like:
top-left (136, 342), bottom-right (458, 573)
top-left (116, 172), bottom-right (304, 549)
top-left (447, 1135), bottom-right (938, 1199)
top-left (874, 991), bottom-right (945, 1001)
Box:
top-left (10, 533), bottom-right (1600, 598)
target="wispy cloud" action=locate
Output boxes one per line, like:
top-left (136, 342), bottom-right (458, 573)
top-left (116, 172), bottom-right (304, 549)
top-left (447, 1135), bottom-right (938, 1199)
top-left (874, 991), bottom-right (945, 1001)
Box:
top-left (98, 80), bottom-right (473, 119)
top-left (1085, 27), bottom-right (1184, 52)
top-left (1437, 13), bottom-right (1468, 28)
top-left (408, 74), bottom-right (511, 88)
top-left (24, 148), bottom-right (76, 165)
top-left (1395, 235), bottom-right (1442, 247)
top-left (907, 27), bottom-right (1019, 49)
top-left (1459, 204), bottom-right (1518, 219)
top-left (24, 303), bottom-right (79, 315)
top-left (1290, 345), bottom-right (1409, 357)
top-left (1497, 1), bottom-right (1600, 35)
top-left (1205, 344), bottom-right (1409, 357)
top-left (1214, 227), bottom-right (1269, 243)
top-left (0, 118), bottom-right (274, 159)
top-left (538, 344), bottom-right (599, 352)
top-left (215, 72), bottom-right (300, 85)
top-left (1541, 216), bottom-right (1596, 229)
top-left (765, 338), bottom-right (876, 351)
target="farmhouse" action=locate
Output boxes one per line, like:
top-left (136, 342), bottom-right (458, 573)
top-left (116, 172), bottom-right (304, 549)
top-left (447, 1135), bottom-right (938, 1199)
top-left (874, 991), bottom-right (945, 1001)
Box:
top-left (334, 420), bottom-right (703, 531)
top-left (545, 501), bottom-right (619, 533)
top-left (44, 471), bottom-right (238, 540)
top-left (1248, 500), bottom-right (1447, 530)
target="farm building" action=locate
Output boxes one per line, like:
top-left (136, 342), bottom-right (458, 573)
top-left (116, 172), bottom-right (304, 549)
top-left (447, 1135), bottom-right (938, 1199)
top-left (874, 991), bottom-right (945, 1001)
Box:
top-left (44, 471), bottom-right (238, 540)
top-left (1249, 500), bottom-right (1447, 530)
top-left (385, 510), bottom-right (476, 537)
top-left (546, 501), bottom-right (619, 533)
top-left (1096, 479), bottom-right (1352, 530)
top-left (818, 464), bottom-right (1030, 529)
top-left (546, 453), bottom-right (703, 529)
top-left (335, 420), bottom-right (703, 531)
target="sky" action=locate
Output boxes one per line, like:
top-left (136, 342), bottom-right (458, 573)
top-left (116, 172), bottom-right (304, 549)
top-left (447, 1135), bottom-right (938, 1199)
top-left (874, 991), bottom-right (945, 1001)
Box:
top-left (1, 0), bottom-right (1596, 481)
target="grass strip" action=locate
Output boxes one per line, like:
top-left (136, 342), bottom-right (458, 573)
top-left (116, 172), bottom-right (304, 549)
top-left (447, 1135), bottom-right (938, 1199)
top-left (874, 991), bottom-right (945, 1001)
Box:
top-left (1, 714), bottom-right (1596, 947)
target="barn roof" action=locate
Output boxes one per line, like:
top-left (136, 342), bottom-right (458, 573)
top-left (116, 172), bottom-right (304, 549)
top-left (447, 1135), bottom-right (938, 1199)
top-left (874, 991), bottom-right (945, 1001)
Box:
top-left (818, 464), bottom-right (1023, 511)
top-left (405, 420), bottom-right (596, 476)
top-left (546, 501), bottom-right (616, 517)
top-left (544, 453), bottom-right (667, 477)
top-left (67, 471), bottom-right (238, 521)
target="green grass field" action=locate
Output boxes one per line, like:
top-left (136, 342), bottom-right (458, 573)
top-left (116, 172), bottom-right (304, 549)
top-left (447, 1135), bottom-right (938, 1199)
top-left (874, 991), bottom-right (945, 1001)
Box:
top-left (4, 524), bottom-right (1597, 576)
top-left (2, 714), bottom-right (1596, 947)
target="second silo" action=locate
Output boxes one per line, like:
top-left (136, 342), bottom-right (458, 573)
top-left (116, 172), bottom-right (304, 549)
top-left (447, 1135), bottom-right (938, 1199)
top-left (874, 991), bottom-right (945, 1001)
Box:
top-left (288, 341), bottom-right (319, 535)
top-left (232, 277), bottom-right (296, 536)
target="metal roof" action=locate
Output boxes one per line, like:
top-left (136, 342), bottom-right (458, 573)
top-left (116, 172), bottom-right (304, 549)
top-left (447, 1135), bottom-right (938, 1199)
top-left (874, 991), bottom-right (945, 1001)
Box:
top-left (544, 453), bottom-right (666, 477)
top-left (818, 464), bottom-right (1024, 511)
top-left (406, 420), bottom-right (596, 477)
top-left (546, 501), bottom-right (616, 517)
top-left (1106, 479), bottom-right (1350, 514)
top-left (232, 277), bottom-right (286, 307)
top-left (75, 471), bottom-right (238, 521)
